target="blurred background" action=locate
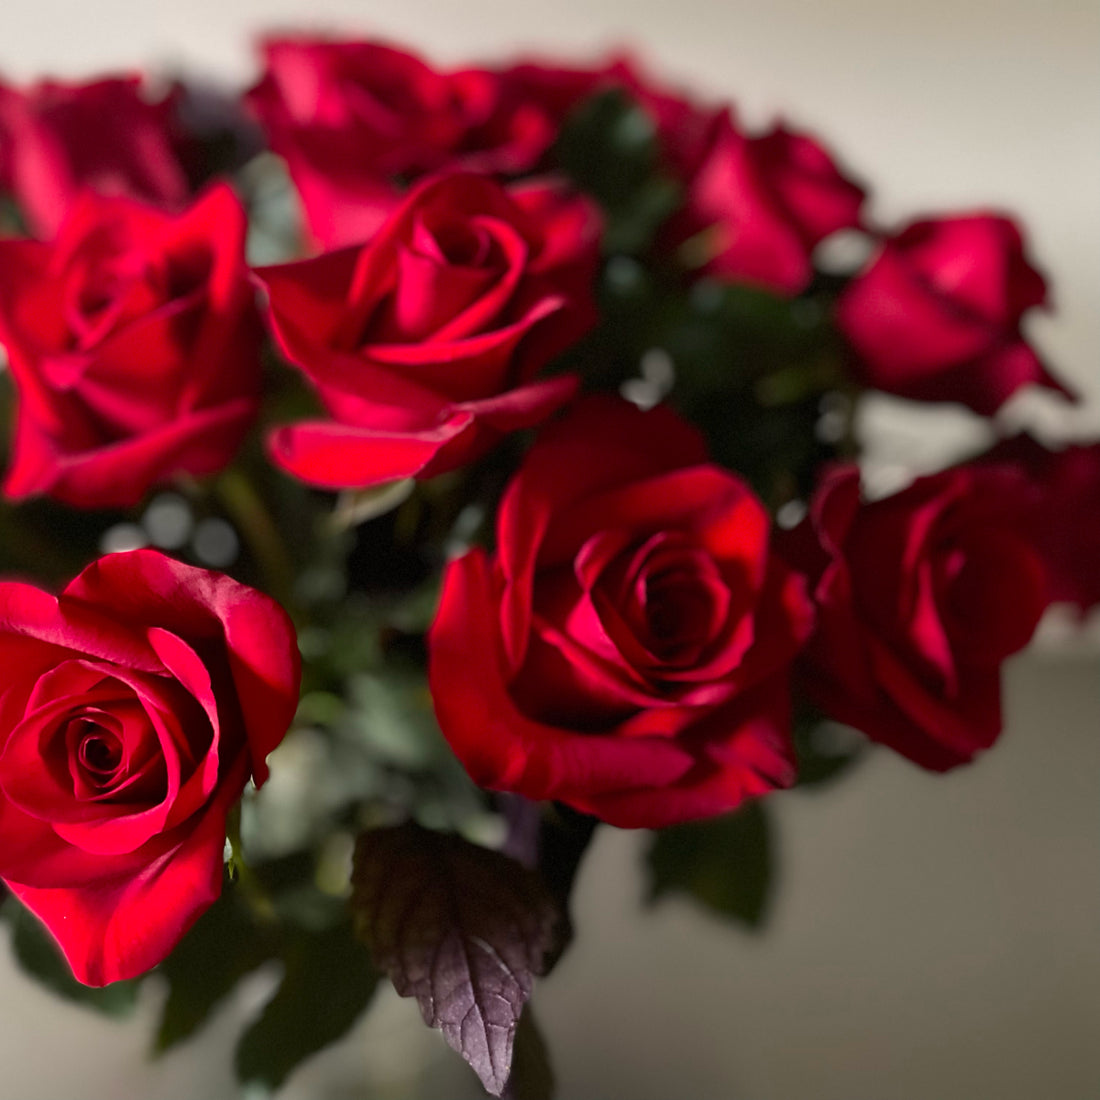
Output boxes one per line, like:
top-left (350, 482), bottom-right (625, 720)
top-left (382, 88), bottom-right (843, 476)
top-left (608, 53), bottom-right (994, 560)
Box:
top-left (1, 1), bottom-right (1097, 1097)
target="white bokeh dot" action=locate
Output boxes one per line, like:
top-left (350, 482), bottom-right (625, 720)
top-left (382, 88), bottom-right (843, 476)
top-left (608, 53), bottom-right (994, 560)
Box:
top-left (192, 517), bottom-right (239, 568)
top-left (142, 492), bottom-right (193, 549)
top-left (99, 523), bottom-right (148, 554)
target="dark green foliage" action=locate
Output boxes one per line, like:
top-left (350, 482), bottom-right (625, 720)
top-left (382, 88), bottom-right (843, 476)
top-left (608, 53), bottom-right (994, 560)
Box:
top-left (234, 921), bottom-right (379, 1092)
top-left (503, 1007), bottom-right (555, 1100)
top-left (153, 880), bottom-right (277, 1054)
top-left (646, 801), bottom-right (773, 929)
top-left (554, 89), bottom-right (661, 212)
top-left (792, 706), bottom-right (867, 788)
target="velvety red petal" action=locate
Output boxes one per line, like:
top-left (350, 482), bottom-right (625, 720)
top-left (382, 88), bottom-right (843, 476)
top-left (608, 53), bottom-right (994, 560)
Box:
top-left (256, 245), bottom-right (363, 359)
top-left (458, 373), bottom-right (578, 433)
top-left (4, 397), bottom-right (258, 508)
top-left (267, 412), bottom-right (472, 489)
top-left (63, 550), bottom-right (300, 788)
top-left (838, 247), bottom-right (995, 378)
top-left (496, 397), bottom-right (707, 667)
top-left (4, 791), bottom-right (231, 986)
top-left (539, 464), bottom-right (761, 570)
top-left (574, 678), bottom-right (796, 828)
top-left (0, 580), bottom-right (160, 673)
top-left (428, 549), bottom-right (696, 804)
top-left (753, 124), bottom-right (865, 246)
top-left (685, 117), bottom-right (815, 294)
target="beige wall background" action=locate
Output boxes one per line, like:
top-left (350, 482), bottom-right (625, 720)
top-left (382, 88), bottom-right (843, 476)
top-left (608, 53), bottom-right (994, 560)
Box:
top-left (0, 2), bottom-right (1097, 1098)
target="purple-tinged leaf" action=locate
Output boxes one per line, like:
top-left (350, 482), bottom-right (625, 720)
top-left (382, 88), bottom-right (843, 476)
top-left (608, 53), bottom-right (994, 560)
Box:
top-left (351, 822), bottom-right (564, 1097)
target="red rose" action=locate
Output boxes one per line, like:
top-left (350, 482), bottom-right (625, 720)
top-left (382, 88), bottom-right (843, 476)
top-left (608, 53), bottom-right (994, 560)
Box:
top-left (672, 113), bottom-right (865, 294)
top-left (259, 172), bottom-right (599, 491)
top-left (977, 434), bottom-right (1100, 613)
top-left (427, 397), bottom-right (813, 828)
top-left (0, 75), bottom-right (189, 238)
top-left (0, 549), bottom-right (301, 986)
top-left (782, 464), bottom-right (1048, 770)
top-left (835, 213), bottom-right (1072, 414)
top-left (245, 37), bottom-right (559, 248)
top-left (0, 184), bottom-right (262, 508)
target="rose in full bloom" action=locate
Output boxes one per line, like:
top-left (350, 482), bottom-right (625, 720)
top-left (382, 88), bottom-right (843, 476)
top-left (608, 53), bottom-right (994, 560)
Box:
top-left (0, 74), bottom-right (189, 237)
top-left (428, 397), bottom-right (813, 828)
top-left (0, 183), bottom-right (262, 508)
top-left (245, 37), bottom-right (561, 248)
top-left (259, 171), bottom-right (599, 490)
top-left (0, 549), bottom-right (301, 985)
top-left (671, 112), bottom-right (866, 294)
top-left (835, 212), bottom-right (1072, 414)
top-left (781, 464), bottom-right (1048, 770)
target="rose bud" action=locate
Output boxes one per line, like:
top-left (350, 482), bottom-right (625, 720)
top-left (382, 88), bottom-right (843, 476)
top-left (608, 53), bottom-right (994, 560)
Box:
top-left (836, 212), bottom-right (1073, 415)
top-left (671, 113), bottom-right (865, 294)
top-left (258, 171), bottom-right (600, 491)
top-left (0, 183), bottom-right (262, 509)
top-left (0, 74), bottom-right (189, 237)
top-left (781, 463), bottom-right (1048, 770)
top-left (0, 549), bottom-right (300, 985)
top-left (245, 36), bottom-right (560, 248)
top-left (428, 396), bottom-right (813, 828)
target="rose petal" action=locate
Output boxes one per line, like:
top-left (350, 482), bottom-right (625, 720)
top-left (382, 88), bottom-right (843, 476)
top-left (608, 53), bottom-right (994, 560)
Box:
top-left (62, 550), bottom-right (300, 787)
top-left (428, 549), bottom-right (697, 803)
top-left (4, 397), bottom-right (258, 509)
top-left (5, 789), bottom-right (233, 986)
top-left (267, 412), bottom-right (473, 489)
top-left (571, 678), bottom-right (796, 828)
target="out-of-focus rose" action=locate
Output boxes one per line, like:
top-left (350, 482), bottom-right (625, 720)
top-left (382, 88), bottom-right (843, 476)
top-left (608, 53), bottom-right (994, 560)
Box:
top-left (259, 171), bottom-right (599, 490)
top-left (671, 113), bottom-right (865, 294)
top-left (836, 213), bottom-right (1072, 415)
top-left (977, 434), bottom-right (1100, 613)
top-left (428, 396), bottom-right (813, 828)
top-left (0, 549), bottom-right (301, 985)
top-left (0, 74), bottom-right (189, 238)
top-left (781, 464), bottom-right (1048, 770)
top-left (245, 37), bottom-right (561, 248)
top-left (0, 184), bottom-right (262, 508)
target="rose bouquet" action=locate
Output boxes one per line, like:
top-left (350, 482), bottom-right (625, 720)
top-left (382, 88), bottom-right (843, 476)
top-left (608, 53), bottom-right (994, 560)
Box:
top-left (0, 31), bottom-right (1094, 1098)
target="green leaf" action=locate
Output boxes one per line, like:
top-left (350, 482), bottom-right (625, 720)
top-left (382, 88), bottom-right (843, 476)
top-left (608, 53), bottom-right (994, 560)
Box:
top-left (344, 669), bottom-right (444, 770)
top-left (234, 922), bottom-right (379, 1092)
top-left (602, 177), bottom-right (683, 255)
top-left (154, 882), bottom-right (276, 1054)
top-left (554, 89), bottom-right (658, 209)
top-left (3, 895), bottom-right (141, 1015)
top-left (794, 715), bottom-right (866, 788)
top-left (0, 195), bottom-right (29, 236)
top-left (645, 800), bottom-right (773, 928)
top-left (241, 152), bottom-right (305, 266)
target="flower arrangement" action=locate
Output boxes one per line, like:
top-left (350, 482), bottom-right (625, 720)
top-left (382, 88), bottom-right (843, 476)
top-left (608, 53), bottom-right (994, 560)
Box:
top-left (0, 31), bottom-right (1094, 1098)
